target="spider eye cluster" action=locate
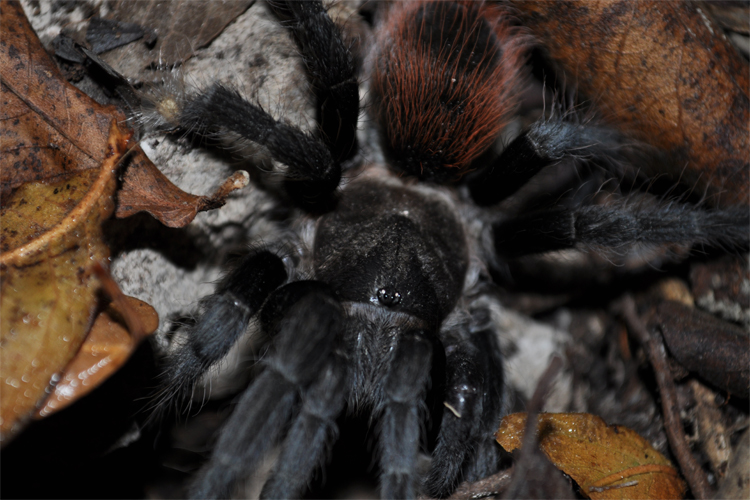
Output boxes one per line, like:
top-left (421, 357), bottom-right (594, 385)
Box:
top-left (377, 287), bottom-right (402, 306)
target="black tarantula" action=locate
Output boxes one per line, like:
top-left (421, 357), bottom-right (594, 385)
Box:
top-left (145, 1), bottom-right (748, 498)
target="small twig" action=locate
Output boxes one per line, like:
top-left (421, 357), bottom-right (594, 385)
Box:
top-left (514, 355), bottom-right (564, 477)
top-left (612, 295), bottom-right (712, 499)
top-left (527, 355), bottom-right (565, 416)
top-left (502, 355), bottom-right (566, 499)
top-left (446, 469), bottom-right (513, 500)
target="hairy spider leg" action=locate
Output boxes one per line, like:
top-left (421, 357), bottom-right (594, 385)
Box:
top-left (154, 250), bottom-right (287, 414)
top-left (376, 327), bottom-right (434, 499)
top-left (434, 105), bottom-right (750, 258)
top-left (178, 85), bottom-right (340, 189)
top-left (259, 349), bottom-right (348, 499)
top-left (173, 0), bottom-right (358, 198)
top-left (426, 315), bottom-right (507, 497)
top-left (267, 0), bottom-right (359, 163)
top-left (494, 198), bottom-right (750, 259)
top-left (189, 283), bottom-right (346, 499)
top-left (462, 116), bottom-right (750, 257)
top-left (469, 119), bottom-right (634, 206)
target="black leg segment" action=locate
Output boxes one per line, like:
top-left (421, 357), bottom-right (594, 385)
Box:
top-left (426, 319), bottom-right (506, 497)
top-left (178, 85), bottom-right (340, 190)
top-left (189, 283), bottom-right (345, 499)
top-left (260, 351), bottom-right (349, 499)
top-left (153, 249), bottom-right (287, 413)
top-left (470, 119), bottom-right (629, 206)
top-left (494, 199), bottom-right (750, 258)
top-left (376, 328), bottom-right (433, 499)
top-left (268, 0), bottom-right (359, 163)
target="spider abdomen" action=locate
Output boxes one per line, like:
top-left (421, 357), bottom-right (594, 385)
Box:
top-left (371, 0), bottom-right (528, 181)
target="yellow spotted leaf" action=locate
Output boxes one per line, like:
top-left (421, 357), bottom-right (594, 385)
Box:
top-left (0, 1), bottom-right (133, 443)
top-left (35, 296), bottom-right (158, 418)
top-left (496, 413), bottom-right (687, 500)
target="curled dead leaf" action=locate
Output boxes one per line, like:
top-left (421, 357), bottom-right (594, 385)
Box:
top-left (0, 122), bottom-right (128, 443)
top-left (0, 1), bottom-right (245, 444)
top-left (496, 412), bottom-right (687, 499)
top-left (0, 1), bottom-right (136, 443)
top-left (115, 149), bottom-right (249, 228)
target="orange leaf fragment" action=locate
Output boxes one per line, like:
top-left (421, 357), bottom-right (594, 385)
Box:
top-left (496, 412), bottom-right (687, 499)
top-left (35, 296), bottom-right (158, 418)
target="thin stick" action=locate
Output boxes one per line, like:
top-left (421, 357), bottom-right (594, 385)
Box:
top-left (501, 355), bottom-right (565, 499)
top-left (612, 295), bottom-right (712, 499)
top-left (446, 469), bottom-right (513, 500)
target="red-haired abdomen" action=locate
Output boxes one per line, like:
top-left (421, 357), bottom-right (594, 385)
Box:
top-left (370, 0), bottom-right (528, 181)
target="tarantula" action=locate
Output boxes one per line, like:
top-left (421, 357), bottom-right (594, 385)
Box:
top-left (141, 1), bottom-right (748, 498)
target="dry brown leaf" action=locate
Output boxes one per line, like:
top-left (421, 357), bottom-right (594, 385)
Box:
top-left (35, 295), bottom-right (158, 418)
top-left (0, 0), bottom-right (132, 443)
top-left (115, 151), bottom-right (249, 228)
top-left (0, 122), bottom-right (128, 443)
top-left (96, 0), bottom-right (253, 79)
top-left (0, 2), bottom-right (127, 203)
top-left (496, 412), bottom-right (687, 499)
top-left (1, 0), bottom-right (248, 231)
top-left (515, 1), bottom-right (750, 207)
top-left (0, 0), bottom-right (247, 443)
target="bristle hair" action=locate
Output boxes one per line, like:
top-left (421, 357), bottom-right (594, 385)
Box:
top-left (132, 66), bottom-right (191, 134)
